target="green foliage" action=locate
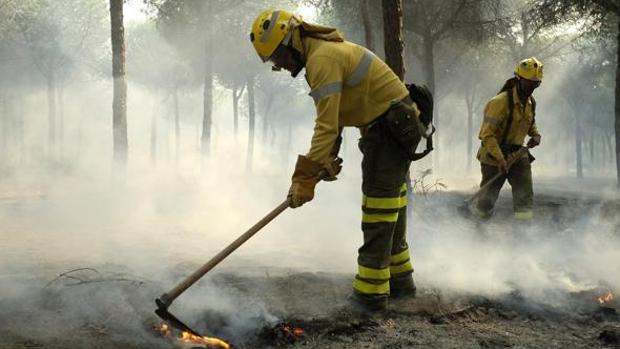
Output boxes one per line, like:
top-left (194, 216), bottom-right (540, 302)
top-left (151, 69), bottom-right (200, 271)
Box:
top-left (0, 0), bottom-right (107, 88)
top-left (532, 0), bottom-right (618, 38)
top-left (12, 0), bottom-right (107, 78)
top-left (126, 21), bottom-right (194, 89)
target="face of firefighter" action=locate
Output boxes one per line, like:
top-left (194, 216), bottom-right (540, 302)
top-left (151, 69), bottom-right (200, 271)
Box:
top-left (517, 77), bottom-right (541, 98)
top-left (269, 44), bottom-right (304, 77)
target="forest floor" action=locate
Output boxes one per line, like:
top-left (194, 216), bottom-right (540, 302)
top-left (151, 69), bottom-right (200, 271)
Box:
top-left (1, 185), bottom-right (619, 349)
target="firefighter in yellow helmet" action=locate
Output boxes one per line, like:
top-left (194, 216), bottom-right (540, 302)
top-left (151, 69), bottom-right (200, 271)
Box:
top-left (471, 57), bottom-right (543, 220)
top-left (250, 9), bottom-right (427, 312)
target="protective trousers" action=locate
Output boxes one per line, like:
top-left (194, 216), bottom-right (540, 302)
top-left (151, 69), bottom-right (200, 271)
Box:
top-left (354, 114), bottom-right (415, 305)
top-left (475, 156), bottom-right (533, 220)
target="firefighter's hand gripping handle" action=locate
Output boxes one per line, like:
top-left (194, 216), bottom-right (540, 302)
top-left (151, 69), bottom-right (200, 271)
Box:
top-left (465, 146), bottom-right (531, 204)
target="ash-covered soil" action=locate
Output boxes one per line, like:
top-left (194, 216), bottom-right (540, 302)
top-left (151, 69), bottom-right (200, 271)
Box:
top-left (0, 270), bottom-right (618, 349)
top-left (1, 189), bottom-right (619, 348)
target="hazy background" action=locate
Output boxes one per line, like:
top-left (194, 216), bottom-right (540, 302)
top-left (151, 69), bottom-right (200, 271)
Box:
top-left (0, 1), bottom-right (618, 342)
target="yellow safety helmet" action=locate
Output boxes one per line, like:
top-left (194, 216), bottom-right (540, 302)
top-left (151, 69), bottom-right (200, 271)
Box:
top-left (515, 57), bottom-right (544, 81)
top-left (250, 9), bottom-right (300, 62)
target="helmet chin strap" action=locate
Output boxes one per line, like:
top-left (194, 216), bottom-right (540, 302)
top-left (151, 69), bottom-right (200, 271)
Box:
top-left (290, 60), bottom-right (304, 78)
top-left (288, 44), bottom-right (305, 78)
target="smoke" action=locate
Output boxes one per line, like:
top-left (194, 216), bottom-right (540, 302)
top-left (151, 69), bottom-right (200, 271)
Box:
top-left (5, 153), bottom-right (617, 344)
top-left (0, 2), bottom-right (618, 346)
top-left (410, 189), bottom-right (620, 309)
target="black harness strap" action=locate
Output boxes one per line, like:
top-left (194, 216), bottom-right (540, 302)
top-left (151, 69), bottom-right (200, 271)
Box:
top-left (499, 88), bottom-right (537, 155)
top-left (500, 89), bottom-right (515, 147)
top-left (410, 125), bottom-right (435, 161)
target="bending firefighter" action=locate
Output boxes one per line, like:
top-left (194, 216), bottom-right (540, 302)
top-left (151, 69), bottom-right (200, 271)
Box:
top-left (250, 10), bottom-right (432, 312)
top-left (471, 57), bottom-right (543, 220)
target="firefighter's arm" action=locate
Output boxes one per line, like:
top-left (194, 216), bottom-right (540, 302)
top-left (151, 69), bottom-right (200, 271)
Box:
top-left (528, 121), bottom-right (541, 138)
top-left (305, 55), bottom-right (343, 167)
top-left (479, 97), bottom-right (506, 161)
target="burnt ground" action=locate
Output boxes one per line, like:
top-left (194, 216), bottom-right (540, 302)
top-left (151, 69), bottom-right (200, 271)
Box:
top-left (0, 270), bottom-right (618, 349)
top-left (1, 189), bottom-right (619, 349)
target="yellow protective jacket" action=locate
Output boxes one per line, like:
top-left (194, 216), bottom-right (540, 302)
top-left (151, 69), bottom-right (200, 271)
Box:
top-left (302, 36), bottom-right (410, 165)
top-left (476, 86), bottom-right (540, 166)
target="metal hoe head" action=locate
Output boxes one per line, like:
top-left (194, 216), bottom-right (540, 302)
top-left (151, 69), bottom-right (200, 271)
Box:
top-left (152, 200), bottom-right (291, 342)
top-left (155, 296), bottom-right (203, 337)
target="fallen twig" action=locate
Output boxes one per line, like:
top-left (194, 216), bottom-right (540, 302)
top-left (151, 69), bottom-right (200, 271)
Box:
top-left (46, 267), bottom-right (150, 288)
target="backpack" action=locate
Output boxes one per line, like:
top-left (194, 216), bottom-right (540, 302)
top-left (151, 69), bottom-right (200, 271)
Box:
top-left (406, 83), bottom-right (435, 161)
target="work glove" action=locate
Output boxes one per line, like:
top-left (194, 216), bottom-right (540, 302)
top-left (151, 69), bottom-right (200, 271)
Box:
top-left (498, 158), bottom-right (509, 174)
top-left (331, 130), bottom-right (343, 158)
top-left (322, 133), bottom-right (344, 182)
top-left (527, 135), bottom-right (541, 148)
top-left (322, 156), bottom-right (344, 182)
top-left (288, 155), bottom-right (324, 208)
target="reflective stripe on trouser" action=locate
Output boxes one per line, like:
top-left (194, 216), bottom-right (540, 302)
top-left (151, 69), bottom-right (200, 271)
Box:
top-left (514, 210), bottom-right (533, 220)
top-left (356, 120), bottom-right (413, 298)
top-left (476, 156), bottom-right (533, 217)
top-left (390, 247), bottom-right (413, 277)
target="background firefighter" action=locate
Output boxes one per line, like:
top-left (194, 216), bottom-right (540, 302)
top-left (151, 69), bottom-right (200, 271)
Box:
top-left (471, 57), bottom-right (544, 220)
top-left (250, 9), bottom-right (426, 312)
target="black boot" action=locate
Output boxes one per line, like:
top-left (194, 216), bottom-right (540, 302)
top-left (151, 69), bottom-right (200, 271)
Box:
top-left (349, 291), bottom-right (388, 314)
top-left (389, 275), bottom-right (416, 299)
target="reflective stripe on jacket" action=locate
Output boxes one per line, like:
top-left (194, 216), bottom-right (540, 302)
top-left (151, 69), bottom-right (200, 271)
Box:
top-left (303, 37), bottom-right (410, 165)
top-left (476, 86), bottom-right (540, 165)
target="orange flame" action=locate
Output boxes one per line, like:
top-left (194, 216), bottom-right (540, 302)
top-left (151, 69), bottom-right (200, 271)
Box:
top-left (155, 323), bottom-right (230, 349)
top-left (282, 325), bottom-right (304, 336)
top-left (597, 291), bottom-right (614, 304)
top-left (180, 331), bottom-right (231, 349)
top-left (157, 323), bottom-right (172, 336)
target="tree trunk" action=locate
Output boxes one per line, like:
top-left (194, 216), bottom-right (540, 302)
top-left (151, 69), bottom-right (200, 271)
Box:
top-left (381, 0), bottom-right (405, 80)
top-left (423, 30), bottom-right (437, 167)
top-left (576, 114), bottom-right (583, 178)
top-left (246, 76), bottom-right (255, 172)
top-left (466, 102), bottom-right (474, 172)
top-left (262, 95), bottom-right (274, 142)
top-left (588, 132), bottom-right (598, 169)
top-left (46, 71), bottom-right (57, 153)
top-left (381, 0), bottom-right (414, 222)
top-left (422, 31), bottom-right (436, 99)
top-left (16, 92), bottom-right (24, 160)
top-left (201, 62), bottom-right (213, 156)
top-left (616, 20), bottom-right (620, 187)
top-left (58, 85), bottom-right (65, 160)
top-left (0, 90), bottom-right (6, 160)
top-left (201, 2), bottom-right (213, 156)
top-left (150, 94), bottom-right (158, 166)
top-left (606, 130), bottom-right (614, 168)
top-left (173, 86), bottom-right (180, 163)
top-left (110, 0), bottom-right (128, 167)
top-left (233, 86), bottom-right (239, 139)
top-left (361, 0), bottom-right (375, 51)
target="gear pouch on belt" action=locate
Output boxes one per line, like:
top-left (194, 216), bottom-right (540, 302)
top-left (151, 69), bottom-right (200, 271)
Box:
top-left (384, 101), bottom-right (423, 159)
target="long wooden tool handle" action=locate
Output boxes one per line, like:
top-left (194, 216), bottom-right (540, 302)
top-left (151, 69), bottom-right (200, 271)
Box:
top-left (465, 147), bottom-right (530, 204)
top-left (160, 199), bottom-right (291, 305)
